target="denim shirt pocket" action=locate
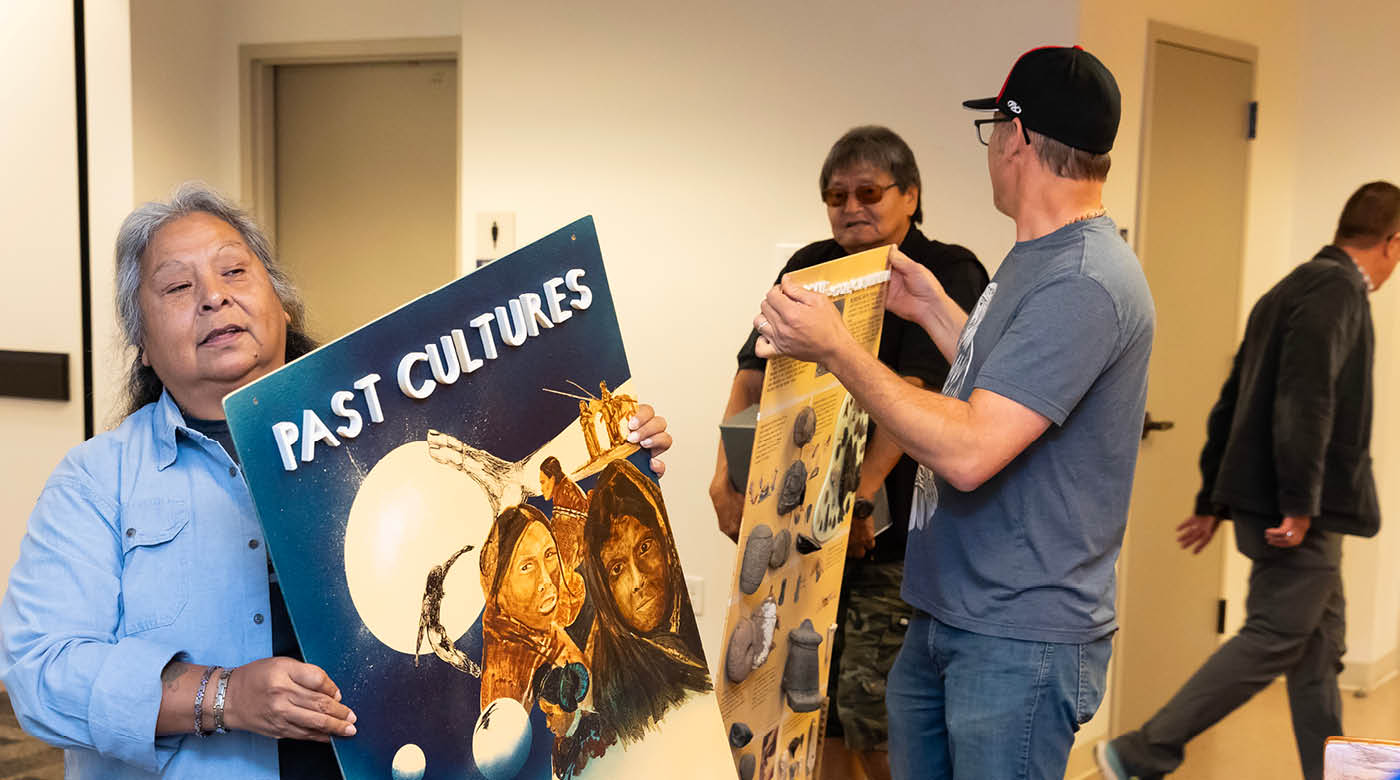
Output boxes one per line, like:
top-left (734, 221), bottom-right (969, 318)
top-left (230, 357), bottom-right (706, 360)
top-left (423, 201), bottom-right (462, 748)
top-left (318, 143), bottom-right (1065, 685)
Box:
top-left (119, 498), bottom-right (192, 634)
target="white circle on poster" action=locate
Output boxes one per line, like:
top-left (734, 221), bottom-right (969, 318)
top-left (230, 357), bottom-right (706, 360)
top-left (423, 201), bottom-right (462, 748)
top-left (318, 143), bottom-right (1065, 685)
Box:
top-left (473, 698), bottom-right (532, 780)
top-left (344, 441), bottom-right (494, 655)
top-left (391, 742), bottom-right (427, 780)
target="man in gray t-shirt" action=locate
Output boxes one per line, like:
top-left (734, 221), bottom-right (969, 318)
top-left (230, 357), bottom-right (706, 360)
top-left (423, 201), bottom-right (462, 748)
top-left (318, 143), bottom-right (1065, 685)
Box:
top-left (753, 46), bottom-right (1154, 779)
top-left (904, 214), bottom-right (1153, 645)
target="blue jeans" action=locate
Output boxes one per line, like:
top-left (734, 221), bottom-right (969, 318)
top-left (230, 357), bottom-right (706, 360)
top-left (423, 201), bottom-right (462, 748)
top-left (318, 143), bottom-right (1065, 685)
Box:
top-left (886, 612), bottom-right (1111, 779)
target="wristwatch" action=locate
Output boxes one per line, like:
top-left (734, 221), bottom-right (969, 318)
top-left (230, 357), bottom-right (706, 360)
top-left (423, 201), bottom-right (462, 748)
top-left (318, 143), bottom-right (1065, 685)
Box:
top-left (852, 497), bottom-right (875, 521)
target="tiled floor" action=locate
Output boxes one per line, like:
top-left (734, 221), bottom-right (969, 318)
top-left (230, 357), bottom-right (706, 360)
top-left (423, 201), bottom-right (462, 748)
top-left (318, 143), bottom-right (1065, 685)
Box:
top-left (1, 677), bottom-right (1395, 779)
top-left (0, 692), bottom-right (61, 780)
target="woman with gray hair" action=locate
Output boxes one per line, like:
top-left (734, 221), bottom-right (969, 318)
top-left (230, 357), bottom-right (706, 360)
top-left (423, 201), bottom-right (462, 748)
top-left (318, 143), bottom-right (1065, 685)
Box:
top-left (0, 183), bottom-right (674, 778)
top-left (0, 183), bottom-right (351, 779)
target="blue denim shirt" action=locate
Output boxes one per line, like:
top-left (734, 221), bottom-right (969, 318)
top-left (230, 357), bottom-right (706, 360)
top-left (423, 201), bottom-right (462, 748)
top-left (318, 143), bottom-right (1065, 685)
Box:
top-left (0, 391), bottom-right (280, 778)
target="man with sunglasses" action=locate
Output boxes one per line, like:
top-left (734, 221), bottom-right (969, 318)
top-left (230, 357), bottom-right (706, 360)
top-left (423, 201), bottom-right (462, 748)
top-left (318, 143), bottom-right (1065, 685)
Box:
top-left (711, 125), bottom-right (987, 780)
top-left (753, 47), bottom-right (1154, 779)
top-left (1097, 181), bottom-right (1399, 780)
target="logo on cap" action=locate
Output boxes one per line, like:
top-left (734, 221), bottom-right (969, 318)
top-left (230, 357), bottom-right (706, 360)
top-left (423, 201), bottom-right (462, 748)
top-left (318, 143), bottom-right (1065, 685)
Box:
top-left (1006, 100), bottom-right (1022, 114)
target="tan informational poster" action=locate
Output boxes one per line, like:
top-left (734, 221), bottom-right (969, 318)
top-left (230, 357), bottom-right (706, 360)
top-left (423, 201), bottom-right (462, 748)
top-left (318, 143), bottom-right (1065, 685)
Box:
top-left (717, 247), bottom-right (890, 780)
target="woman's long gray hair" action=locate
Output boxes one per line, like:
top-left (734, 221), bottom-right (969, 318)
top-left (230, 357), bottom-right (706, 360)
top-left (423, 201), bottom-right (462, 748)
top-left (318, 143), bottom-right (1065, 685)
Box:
top-left (114, 182), bottom-right (315, 419)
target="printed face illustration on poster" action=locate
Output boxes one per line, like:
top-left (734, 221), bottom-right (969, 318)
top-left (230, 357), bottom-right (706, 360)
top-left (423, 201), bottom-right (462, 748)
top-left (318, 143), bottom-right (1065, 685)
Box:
top-left (225, 218), bottom-right (729, 779)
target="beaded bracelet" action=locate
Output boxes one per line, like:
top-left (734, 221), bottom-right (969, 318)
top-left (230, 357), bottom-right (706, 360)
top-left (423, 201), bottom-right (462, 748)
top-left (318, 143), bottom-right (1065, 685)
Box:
top-left (213, 667), bottom-right (233, 735)
top-left (193, 666), bottom-right (218, 737)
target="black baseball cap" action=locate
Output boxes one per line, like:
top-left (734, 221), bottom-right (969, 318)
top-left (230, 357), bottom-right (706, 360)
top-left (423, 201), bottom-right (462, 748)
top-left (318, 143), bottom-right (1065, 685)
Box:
top-left (963, 46), bottom-right (1121, 155)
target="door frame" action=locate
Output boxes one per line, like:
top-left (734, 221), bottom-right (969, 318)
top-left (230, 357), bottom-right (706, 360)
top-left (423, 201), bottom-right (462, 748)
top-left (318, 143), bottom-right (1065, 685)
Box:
top-left (238, 37), bottom-right (461, 248)
top-left (1109, 21), bottom-right (1258, 736)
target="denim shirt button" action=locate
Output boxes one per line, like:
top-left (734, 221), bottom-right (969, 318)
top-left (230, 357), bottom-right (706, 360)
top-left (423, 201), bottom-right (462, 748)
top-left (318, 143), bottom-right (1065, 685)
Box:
top-left (125, 528), bottom-right (135, 538)
top-left (253, 613), bottom-right (264, 625)
top-left (228, 466), bottom-right (238, 477)
top-left (248, 539), bottom-right (260, 550)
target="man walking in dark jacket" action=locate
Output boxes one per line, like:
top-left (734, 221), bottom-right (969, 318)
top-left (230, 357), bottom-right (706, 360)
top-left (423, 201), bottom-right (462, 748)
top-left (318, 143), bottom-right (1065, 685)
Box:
top-left (1096, 181), bottom-right (1400, 780)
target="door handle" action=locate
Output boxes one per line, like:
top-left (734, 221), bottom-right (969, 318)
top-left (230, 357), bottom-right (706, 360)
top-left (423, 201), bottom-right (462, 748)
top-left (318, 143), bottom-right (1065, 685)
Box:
top-left (1142, 411), bottom-right (1175, 440)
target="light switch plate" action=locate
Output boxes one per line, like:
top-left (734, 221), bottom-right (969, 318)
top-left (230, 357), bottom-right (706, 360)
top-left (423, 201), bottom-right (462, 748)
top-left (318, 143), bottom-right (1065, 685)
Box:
top-left (686, 575), bottom-right (704, 616)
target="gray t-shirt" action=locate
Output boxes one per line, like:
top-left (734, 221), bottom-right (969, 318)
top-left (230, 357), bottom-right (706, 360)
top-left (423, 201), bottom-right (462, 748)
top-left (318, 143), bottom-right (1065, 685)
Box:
top-left (903, 216), bottom-right (1155, 644)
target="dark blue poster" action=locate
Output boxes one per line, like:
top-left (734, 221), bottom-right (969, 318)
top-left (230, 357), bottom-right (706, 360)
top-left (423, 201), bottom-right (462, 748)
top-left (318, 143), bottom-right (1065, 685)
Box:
top-left (225, 218), bottom-right (729, 780)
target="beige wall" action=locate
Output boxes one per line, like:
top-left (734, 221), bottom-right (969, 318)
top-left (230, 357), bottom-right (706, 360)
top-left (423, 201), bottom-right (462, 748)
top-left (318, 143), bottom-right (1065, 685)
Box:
top-left (457, 0), bottom-right (1079, 671)
top-left (1081, 0), bottom-right (1304, 313)
top-left (0, 2), bottom-right (85, 575)
top-left (1082, 0), bottom-right (1400, 701)
top-left (1078, 5), bottom-right (1303, 738)
top-left (1290, 0), bottom-right (1400, 690)
top-left (130, 0), bottom-right (461, 204)
top-left (117, 0), bottom-right (461, 428)
top-left (124, 1), bottom-right (461, 430)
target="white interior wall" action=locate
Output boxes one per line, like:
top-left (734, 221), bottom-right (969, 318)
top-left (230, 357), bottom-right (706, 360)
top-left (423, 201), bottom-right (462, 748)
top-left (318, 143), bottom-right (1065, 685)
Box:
top-left (457, 0), bottom-right (1079, 673)
top-left (0, 2), bottom-right (85, 575)
top-left (1289, 0), bottom-right (1400, 689)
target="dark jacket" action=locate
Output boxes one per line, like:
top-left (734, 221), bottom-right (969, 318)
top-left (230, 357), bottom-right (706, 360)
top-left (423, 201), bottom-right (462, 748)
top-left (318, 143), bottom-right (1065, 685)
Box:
top-left (1195, 245), bottom-right (1378, 537)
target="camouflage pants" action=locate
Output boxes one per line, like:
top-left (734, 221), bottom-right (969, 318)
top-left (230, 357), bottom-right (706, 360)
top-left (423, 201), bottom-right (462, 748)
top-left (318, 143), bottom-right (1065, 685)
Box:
top-left (830, 560), bottom-right (911, 752)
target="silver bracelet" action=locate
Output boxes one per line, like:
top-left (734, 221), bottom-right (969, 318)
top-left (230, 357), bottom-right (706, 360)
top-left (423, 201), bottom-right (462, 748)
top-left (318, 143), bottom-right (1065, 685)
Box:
top-left (213, 667), bottom-right (233, 735)
top-left (193, 666), bottom-right (217, 737)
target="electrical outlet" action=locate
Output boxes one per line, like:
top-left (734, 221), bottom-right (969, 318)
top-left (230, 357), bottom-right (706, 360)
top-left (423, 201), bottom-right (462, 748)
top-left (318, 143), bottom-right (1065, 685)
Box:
top-left (686, 575), bottom-right (704, 616)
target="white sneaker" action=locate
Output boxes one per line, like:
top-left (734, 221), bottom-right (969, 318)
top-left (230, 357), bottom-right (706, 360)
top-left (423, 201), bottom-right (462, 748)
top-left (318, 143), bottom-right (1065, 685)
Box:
top-left (1093, 740), bottom-right (1130, 780)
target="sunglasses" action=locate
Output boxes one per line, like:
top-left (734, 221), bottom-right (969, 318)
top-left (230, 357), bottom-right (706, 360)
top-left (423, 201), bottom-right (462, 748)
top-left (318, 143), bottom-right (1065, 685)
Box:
top-left (821, 182), bottom-right (899, 208)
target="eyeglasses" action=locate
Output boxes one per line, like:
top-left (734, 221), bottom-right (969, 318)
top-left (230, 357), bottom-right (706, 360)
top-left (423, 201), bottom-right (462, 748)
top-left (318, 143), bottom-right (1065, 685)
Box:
top-left (975, 117), bottom-right (1031, 146)
top-left (821, 182), bottom-right (899, 208)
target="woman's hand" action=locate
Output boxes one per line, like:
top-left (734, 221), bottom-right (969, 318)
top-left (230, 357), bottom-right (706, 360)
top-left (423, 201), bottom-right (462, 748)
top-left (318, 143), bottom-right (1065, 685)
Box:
top-left (222, 657), bottom-right (356, 742)
top-left (626, 404), bottom-right (672, 475)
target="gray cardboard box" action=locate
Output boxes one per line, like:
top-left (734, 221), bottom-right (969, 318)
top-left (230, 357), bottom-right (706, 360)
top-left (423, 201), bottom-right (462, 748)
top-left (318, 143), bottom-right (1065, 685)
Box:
top-left (720, 403), bottom-right (758, 492)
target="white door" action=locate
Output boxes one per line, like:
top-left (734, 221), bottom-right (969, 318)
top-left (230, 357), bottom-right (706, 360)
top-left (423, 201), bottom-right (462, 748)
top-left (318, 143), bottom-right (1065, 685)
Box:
top-left (1114, 39), bottom-right (1254, 733)
top-left (274, 60), bottom-right (459, 341)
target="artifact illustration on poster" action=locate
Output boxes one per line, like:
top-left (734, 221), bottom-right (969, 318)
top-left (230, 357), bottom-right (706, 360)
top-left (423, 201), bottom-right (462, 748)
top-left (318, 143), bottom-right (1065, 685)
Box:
top-left (226, 217), bottom-right (730, 780)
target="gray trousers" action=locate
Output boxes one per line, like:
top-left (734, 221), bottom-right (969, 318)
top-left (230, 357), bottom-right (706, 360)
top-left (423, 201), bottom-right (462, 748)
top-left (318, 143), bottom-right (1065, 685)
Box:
top-left (1111, 512), bottom-right (1345, 780)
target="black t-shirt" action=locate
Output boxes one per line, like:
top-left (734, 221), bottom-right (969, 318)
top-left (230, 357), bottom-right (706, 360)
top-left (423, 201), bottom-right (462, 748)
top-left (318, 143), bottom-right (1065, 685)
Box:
top-left (735, 227), bottom-right (989, 563)
top-left (181, 414), bottom-right (342, 779)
